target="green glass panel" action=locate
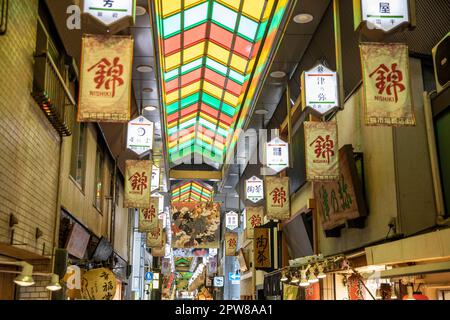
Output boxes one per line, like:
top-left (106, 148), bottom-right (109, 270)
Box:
top-left (166, 102), bottom-right (179, 114)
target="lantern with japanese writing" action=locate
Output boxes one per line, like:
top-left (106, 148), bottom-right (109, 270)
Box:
top-left (80, 268), bottom-right (117, 300)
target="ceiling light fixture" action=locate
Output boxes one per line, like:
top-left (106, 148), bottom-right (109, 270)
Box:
top-left (142, 87), bottom-right (154, 93)
top-left (137, 65), bottom-right (153, 73)
top-left (255, 109), bottom-right (269, 115)
top-left (46, 274), bottom-right (62, 291)
top-left (270, 71), bottom-right (286, 78)
top-left (293, 13), bottom-right (314, 24)
top-left (135, 6), bottom-right (147, 16)
top-left (144, 105), bottom-right (157, 112)
top-left (14, 263), bottom-right (35, 287)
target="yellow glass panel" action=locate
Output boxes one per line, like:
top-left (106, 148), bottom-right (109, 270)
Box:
top-left (165, 52), bottom-right (181, 71)
top-left (224, 92), bottom-right (239, 106)
top-left (179, 132), bottom-right (195, 144)
top-left (200, 112), bottom-right (217, 125)
top-left (162, 0), bottom-right (181, 18)
top-left (263, 0), bottom-right (275, 20)
top-left (208, 43), bottom-right (231, 65)
top-left (198, 133), bottom-right (213, 145)
top-left (185, 0), bottom-right (206, 9)
top-left (246, 57), bottom-right (256, 74)
top-left (183, 42), bottom-right (205, 63)
top-left (217, 0), bottom-right (241, 11)
top-left (203, 82), bottom-right (223, 100)
top-left (230, 54), bottom-right (248, 73)
top-left (168, 122), bottom-right (177, 130)
top-left (166, 91), bottom-right (179, 104)
top-left (181, 82), bottom-right (201, 98)
top-left (242, 0), bottom-right (265, 21)
top-left (183, 112), bottom-right (198, 122)
top-left (218, 120), bottom-right (229, 131)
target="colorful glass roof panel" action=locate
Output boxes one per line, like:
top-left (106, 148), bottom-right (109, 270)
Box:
top-left (171, 180), bottom-right (214, 202)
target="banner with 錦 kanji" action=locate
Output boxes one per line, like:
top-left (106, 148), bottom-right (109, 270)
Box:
top-left (245, 207), bottom-right (264, 239)
top-left (146, 219), bottom-right (165, 248)
top-left (265, 176), bottom-right (290, 220)
top-left (225, 232), bottom-right (238, 256)
top-left (78, 34), bottom-right (133, 122)
top-left (138, 197), bottom-right (160, 232)
top-left (124, 160), bottom-right (152, 208)
top-left (304, 121), bottom-right (340, 181)
top-left (360, 43), bottom-right (415, 126)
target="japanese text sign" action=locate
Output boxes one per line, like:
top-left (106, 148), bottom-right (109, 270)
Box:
top-left (313, 145), bottom-right (368, 232)
top-left (225, 232), bottom-right (238, 256)
top-left (265, 176), bottom-right (290, 220)
top-left (266, 137), bottom-right (289, 173)
top-left (245, 176), bottom-right (264, 203)
top-left (304, 121), bottom-right (340, 181)
top-left (78, 35), bottom-right (133, 122)
top-left (138, 197), bottom-right (160, 232)
top-left (127, 116), bottom-right (154, 155)
top-left (83, 0), bottom-right (136, 30)
top-left (225, 211), bottom-right (239, 231)
top-left (80, 268), bottom-right (117, 300)
top-left (254, 227), bottom-right (272, 270)
top-left (151, 165), bottom-right (160, 191)
top-left (245, 207), bottom-right (264, 239)
top-left (302, 64), bottom-right (339, 115)
top-left (124, 160), bottom-right (152, 208)
top-left (146, 220), bottom-right (165, 248)
top-left (360, 43), bottom-right (415, 126)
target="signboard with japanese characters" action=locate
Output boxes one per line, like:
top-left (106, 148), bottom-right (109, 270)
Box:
top-left (353, 0), bottom-right (415, 38)
top-left (138, 197), bottom-right (160, 233)
top-left (225, 232), bottom-right (238, 256)
top-left (124, 160), bottom-right (152, 208)
top-left (80, 268), bottom-right (117, 300)
top-left (266, 137), bottom-right (289, 173)
top-left (161, 258), bottom-right (171, 275)
top-left (304, 121), bottom-right (340, 181)
top-left (83, 0), bottom-right (136, 33)
top-left (225, 211), bottom-right (239, 231)
top-left (213, 276), bottom-right (224, 288)
top-left (360, 43), bottom-right (415, 126)
top-left (245, 207), bottom-right (264, 239)
top-left (302, 64), bottom-right (339, 116)
top-left (127, 116), bottom-right (154, 155)
top-left (146, 220), bottom-right (165, 248)
top-left (245, 176), bottom-right (264, 203)
top-left (313, 145), bottom-right (368, 232)
top-left (265, 176), bottom-right (290, 220)
top-left (254, 227), bottom-right (272, 270)
top-left (151, 165), bottom-right (160, 191)
top-left (78, 35), bottom-right (133, 122)
top-left (208, 256), bottom-right (217, 275)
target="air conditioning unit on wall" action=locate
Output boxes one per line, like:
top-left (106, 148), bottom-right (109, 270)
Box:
top-left (432, 32), bottom-right (450, 94)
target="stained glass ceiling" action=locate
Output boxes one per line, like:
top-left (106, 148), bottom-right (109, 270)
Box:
top-left (171, 180), bottom-right (214, 202)
top-left (153, 0), bottom-right (292, 166)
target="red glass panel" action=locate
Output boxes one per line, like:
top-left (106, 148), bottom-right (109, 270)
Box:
top-left (209, 24), bottom-right (233, 49)
top-left (184, 23), bottom-right (208, 48)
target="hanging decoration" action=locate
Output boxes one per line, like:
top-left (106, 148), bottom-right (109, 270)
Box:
top-left (265, 176), bottom-right (290, 220)
top-left (304, 121), bottom-right (340, 181)
top-left (245, 206), bottom-right (264, 239)
top-left (126, 115), bottom-right (154, 155)
top-left (225, 211), bottom-right (239, 231)
top-left (138, 197), bottom-right (160, 233)
top-left (360, 43), bottom-right (415, 126)
top-left (225, 232), bottom-right (238, 256)
top-left (80, 268), bottom-right (117, 300)
top-left (78, 34), bottom-right (133, 122)
top-left (245, 176), bottom-right (264, 203)
top-left (124, 160), bottom-right (152, 208)
top-left (146, 219), bottom-right (165, 248)
top-left (266, 137), bottom-right (289, 173)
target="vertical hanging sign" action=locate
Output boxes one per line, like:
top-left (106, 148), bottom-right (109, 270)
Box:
top-left (266, 137), bottom-right (289, 173)
top-left (245, 176), bottom-right (264, 203)
top-left (360, 43), bottom-right (415, 126)
top-left (245, 207), bottom-right (264, 239)
top-left (124, 160), bottom-right (152, 208)
top-left (151, 165), bottom-right (161, 191)
top-left (83, 0), bottom-right (136, 33)
top-left (127, 116), bottom-right (154, 155)
top-left (78, 35), bottom-right (133, 122)
top-left (302, 63), bottom-right (339, 116)
top-left (254, 227), bottom-right (272, 270)
top-left (265, 176), bottom-right (290, 220)
top-left (225, 211), bottom-right (239, 231)
top-left (304, 121), bottom-right (340, 181)
top-left (138, 197), bottom-right (160, 232)
top-left (225, 232), bottom-right (238, 256)
top-left (146, 219), bottom-right (165, 248)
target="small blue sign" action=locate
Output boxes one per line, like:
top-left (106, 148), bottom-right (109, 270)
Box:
top-left (229, 273), bottom-right (241, 281)
top-left (145, 272), bottom-right (153, 281)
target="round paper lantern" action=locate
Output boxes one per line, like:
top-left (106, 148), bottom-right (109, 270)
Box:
top-left (81, 268), bottom-right (117, 300)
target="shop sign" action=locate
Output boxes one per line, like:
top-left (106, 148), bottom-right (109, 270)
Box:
top-left (305, 282), bottom-right (321, 300)
top-left (161, 258), bottom-right (171, 275)
top-left (138, 197), bottom-right (159, 233)
top-left (265, 176), bottom-right (290, 220)
top-left (245, 176), bottom-right (264, 203)
top-left (124, 160), bottom-right (152, 208)
top-left (225, 211), bottom-right (239, 231)
top-left (225, 232), bottom-right (238, 256)
top-left (245, 207), bottom-right (264, 239)
top-left (208, 256), bottom-right (217, 275)
top-left (360, 43), bottom-right (415, 126)
top-left (302, 63), bottom-right (339, 115)
top-left (229, 273), bottom-right (241, 285)
top-left (127, 116), bottom-right (154, 155)
top-left (313, 145), bottom-right (369, 232)
top-left (78, 35), bottom-right (133, 123)
top-left (83, 0), bottom-right (136, 32)
top-left (304, 121), bottom-right (340, 181)
top-left (254, 227), bottom-right (272, 270)
top-left (354, 0), bottom-right (414, 36)
top-left (153, 192), bottom-right (165, 214)
top-left (151, 165), bottom-right (160, 191)
top-left (81, 268), bottom-right (117, 300)
top-left (146, 219), bottom-right (165, 248)
top-left (266, 137), bottom-right (289, 173)
top-left (213, 276), bottom-right (224, 288)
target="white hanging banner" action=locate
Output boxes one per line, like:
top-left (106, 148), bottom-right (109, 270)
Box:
top-left (245, 176), bottom-right (264, 203)
top-left (151, 165), bottom-right (160, 191)
top-left (266, 137), bottom-right (289, 173)
top-left (360, 0), bottom-right (410, 33)
top-left (153, 192), bottom-right (165, 214)
top-left (302, 64), bottom-right (339, 115)
top-left (225, 211), bottom-right (239, 231)
top-left (83, 0), bottom-right (136, 27)
top-left (127, 116), bottom-right (154, 155)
